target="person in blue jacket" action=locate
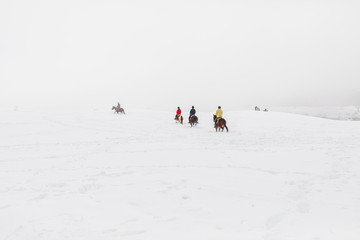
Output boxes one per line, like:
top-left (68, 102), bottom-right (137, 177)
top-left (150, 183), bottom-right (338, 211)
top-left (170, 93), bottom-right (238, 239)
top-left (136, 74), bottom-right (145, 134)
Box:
top-left (189, 106), bottom-right (196, 121)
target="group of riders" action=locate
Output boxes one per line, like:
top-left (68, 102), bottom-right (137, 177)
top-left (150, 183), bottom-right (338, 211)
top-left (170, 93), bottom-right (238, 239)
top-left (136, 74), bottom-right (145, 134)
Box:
top-left (175, 106), bottom-right (224, 128)
top-left (114, 102), bottom-right (226, 130)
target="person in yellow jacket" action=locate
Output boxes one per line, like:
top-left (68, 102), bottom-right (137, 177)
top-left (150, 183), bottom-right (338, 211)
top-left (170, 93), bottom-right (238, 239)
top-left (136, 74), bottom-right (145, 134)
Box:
top-left (214, 106), bottom-right (223, 128)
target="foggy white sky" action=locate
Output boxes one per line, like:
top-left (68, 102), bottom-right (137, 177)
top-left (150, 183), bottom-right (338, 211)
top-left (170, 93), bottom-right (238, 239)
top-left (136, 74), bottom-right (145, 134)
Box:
top-left (1, 0), bottom-right (360, 111)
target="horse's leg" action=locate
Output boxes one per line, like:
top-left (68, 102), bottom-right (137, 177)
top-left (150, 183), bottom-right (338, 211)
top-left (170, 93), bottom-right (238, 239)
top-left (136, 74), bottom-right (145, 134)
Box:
top-left (223, 120), bottom-right (228, 132)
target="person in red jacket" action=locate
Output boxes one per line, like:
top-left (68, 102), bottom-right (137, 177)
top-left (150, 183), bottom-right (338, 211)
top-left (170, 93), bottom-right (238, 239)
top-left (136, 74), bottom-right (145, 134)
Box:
top-left (175, 107), bottom-right (181, 120)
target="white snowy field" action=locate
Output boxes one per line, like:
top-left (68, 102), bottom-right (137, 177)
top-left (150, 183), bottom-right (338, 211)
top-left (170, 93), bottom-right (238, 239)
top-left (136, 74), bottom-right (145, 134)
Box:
top-left (1, 109), bottom-right (360, 240)
top-left (273, 106), bottom-right (360, 121)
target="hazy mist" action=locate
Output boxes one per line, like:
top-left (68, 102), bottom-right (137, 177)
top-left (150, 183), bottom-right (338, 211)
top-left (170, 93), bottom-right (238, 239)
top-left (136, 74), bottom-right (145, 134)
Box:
top-left (1, 0), bottom-right (360, 111)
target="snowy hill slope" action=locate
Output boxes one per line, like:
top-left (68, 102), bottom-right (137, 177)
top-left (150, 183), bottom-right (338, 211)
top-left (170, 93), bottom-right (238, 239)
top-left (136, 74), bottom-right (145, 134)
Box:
top-left (1, 109), bottom-right (360, 240)
top-left (274, 106), bottom-right (360, 121)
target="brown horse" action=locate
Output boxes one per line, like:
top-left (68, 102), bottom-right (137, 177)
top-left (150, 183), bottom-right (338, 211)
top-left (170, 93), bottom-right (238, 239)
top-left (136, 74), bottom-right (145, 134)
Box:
top-left (213, 115), bottom-right (228, 132)
top-left (112, 106), bottom-right (125, 114)
top-left (189, 115), bottom-right (198, 127)
top-left (175, 115), bottom-right (183, 124)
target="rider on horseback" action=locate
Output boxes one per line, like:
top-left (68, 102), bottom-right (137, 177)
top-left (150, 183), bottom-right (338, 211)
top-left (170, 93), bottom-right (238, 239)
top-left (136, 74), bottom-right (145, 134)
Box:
top-left (175, 107), bottom-right (182, 120)
top-left (189, 106), bottom-right (196, 121)
top-left (214, 106), bottom-right (223, 128)
top-left (116, 102), bottom-right (121, 111)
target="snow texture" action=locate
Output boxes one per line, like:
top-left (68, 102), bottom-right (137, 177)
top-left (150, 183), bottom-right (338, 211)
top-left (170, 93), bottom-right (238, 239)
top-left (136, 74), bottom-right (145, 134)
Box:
top-left (1, 109), bottom-right (360, 240)
top-left (274, 106), bottom-right (360, 121)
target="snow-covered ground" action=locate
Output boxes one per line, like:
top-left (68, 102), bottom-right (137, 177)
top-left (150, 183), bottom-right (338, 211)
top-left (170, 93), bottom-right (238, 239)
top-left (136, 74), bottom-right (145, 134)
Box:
top-left (1, 109), bottom-right (360, 240)
top-left (273, 106), bottom-right (360, 121)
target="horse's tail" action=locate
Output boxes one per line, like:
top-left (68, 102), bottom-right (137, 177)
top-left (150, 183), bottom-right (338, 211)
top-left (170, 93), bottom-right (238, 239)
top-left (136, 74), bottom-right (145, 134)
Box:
top-left (224, 120), bottom-right (228, 132)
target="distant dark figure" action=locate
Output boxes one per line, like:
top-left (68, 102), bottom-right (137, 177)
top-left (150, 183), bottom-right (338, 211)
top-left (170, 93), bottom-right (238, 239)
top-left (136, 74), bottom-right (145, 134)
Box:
top-left (255, 106), bottom-right (260, 111)
top-left (189, 106), bottom-right (196, 121)
top-left (263, 109), bottom-right (268, 112)
top-left (112, 106), bottom-right (125, 114)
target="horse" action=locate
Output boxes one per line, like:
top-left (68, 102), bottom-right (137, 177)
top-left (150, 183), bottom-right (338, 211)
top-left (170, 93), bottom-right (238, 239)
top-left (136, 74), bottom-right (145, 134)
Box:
top-left (189, 115), bottom-right (198, 127)
top-left (112, 106), bottom-right (125, 114)
top-left (213, 115), bottom-right (228, 132)
top-left (175, 115), bottom-right (183, 124)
